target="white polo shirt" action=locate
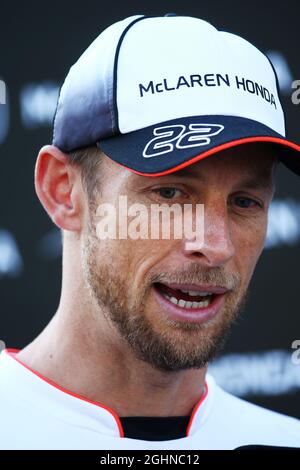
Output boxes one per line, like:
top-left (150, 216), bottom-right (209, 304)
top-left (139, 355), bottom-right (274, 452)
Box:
top-left (0, 348), bottom-right (299, 450)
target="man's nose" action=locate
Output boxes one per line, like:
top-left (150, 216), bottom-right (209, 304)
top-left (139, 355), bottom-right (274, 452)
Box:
top-left (181, 202), bottom-right (235, 267)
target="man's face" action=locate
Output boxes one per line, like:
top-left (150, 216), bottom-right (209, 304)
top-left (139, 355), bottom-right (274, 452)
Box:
top-left (80, 143), bottom-right (277, 372)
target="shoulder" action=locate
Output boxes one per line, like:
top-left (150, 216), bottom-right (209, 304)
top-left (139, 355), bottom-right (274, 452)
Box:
top-left (206, 373), bottom-right (300, 447)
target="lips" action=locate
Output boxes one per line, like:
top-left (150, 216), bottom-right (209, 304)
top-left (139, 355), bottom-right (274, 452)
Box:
top-left (158, 283), bottom-right (229, 295)
top-left (155, 283), bottom-right (213, 303)
top-left (153, 282), bottom-right (228, 324)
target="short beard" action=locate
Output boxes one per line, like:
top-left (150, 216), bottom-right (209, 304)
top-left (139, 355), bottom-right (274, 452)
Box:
top-left (82, 228), bottom-right (249, 373)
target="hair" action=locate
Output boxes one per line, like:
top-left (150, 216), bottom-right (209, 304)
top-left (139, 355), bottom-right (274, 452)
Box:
top-left (66, 144), bottom-right (104, 202)
top-left (59, 145), bottom-right (104, 245)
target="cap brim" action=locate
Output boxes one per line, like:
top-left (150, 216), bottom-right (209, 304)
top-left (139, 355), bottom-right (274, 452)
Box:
top-left (99, 115), bottom-right (300, 177)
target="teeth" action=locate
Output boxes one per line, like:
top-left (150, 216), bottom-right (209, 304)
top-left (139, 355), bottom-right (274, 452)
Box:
top-left (164, 293), bottom-right (211, 309)
top-left (181, 290), bottom-right (212, 296)
top-left (169, 296), bottom-right (178, 305)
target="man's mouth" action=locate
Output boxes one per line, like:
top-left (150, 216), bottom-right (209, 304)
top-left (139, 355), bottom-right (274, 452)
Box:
top-left (152, 281), bottom-right (228, 324)
top-left (154, 283), bottom-right (215, 309)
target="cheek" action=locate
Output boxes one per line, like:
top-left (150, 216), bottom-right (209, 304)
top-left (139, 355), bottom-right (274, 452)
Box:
top-left (233, 218), bottom-right (267, 283)
top-left (115, 237), bottom-right (176, 292)
top-left (127, 239), bottom-right (167, 285)
top-left (94, 236), bottom-right (160, 277)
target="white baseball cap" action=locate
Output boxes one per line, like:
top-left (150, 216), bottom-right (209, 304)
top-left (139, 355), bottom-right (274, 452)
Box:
top-left (52, 13), bottom-right (300, 176)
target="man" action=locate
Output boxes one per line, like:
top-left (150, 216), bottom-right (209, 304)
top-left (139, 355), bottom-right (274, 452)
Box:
top-left (1, 13), bottom-right (300, 450)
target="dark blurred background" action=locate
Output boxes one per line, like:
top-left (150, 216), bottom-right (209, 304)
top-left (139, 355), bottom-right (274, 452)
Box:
top-left (0, 0), bottom-right (300, 418)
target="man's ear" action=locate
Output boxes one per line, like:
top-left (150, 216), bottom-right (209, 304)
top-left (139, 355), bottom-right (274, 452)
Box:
top-left (34, 145), bottom-right (83, 232)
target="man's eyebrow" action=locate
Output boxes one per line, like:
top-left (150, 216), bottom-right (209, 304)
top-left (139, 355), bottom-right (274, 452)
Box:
top-left (235, 174), bottom-right (275, 192)
top-left (164, 167), bottom-right (275, 190)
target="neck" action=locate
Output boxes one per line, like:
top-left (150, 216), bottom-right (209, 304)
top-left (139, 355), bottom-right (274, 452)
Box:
top-left (18, 238), bottom-right (207, 417)
top-left (17, 301), bottom-right (207, 417)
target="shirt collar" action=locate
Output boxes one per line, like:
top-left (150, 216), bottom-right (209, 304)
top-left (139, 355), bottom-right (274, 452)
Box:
top-left (0, 348), bottom-right (213, 438)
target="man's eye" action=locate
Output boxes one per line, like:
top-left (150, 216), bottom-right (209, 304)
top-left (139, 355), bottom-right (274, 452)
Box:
top-left (234, 196), bottom-right (261, 208)
top-left (153, 188), bottom-right (183, 199)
